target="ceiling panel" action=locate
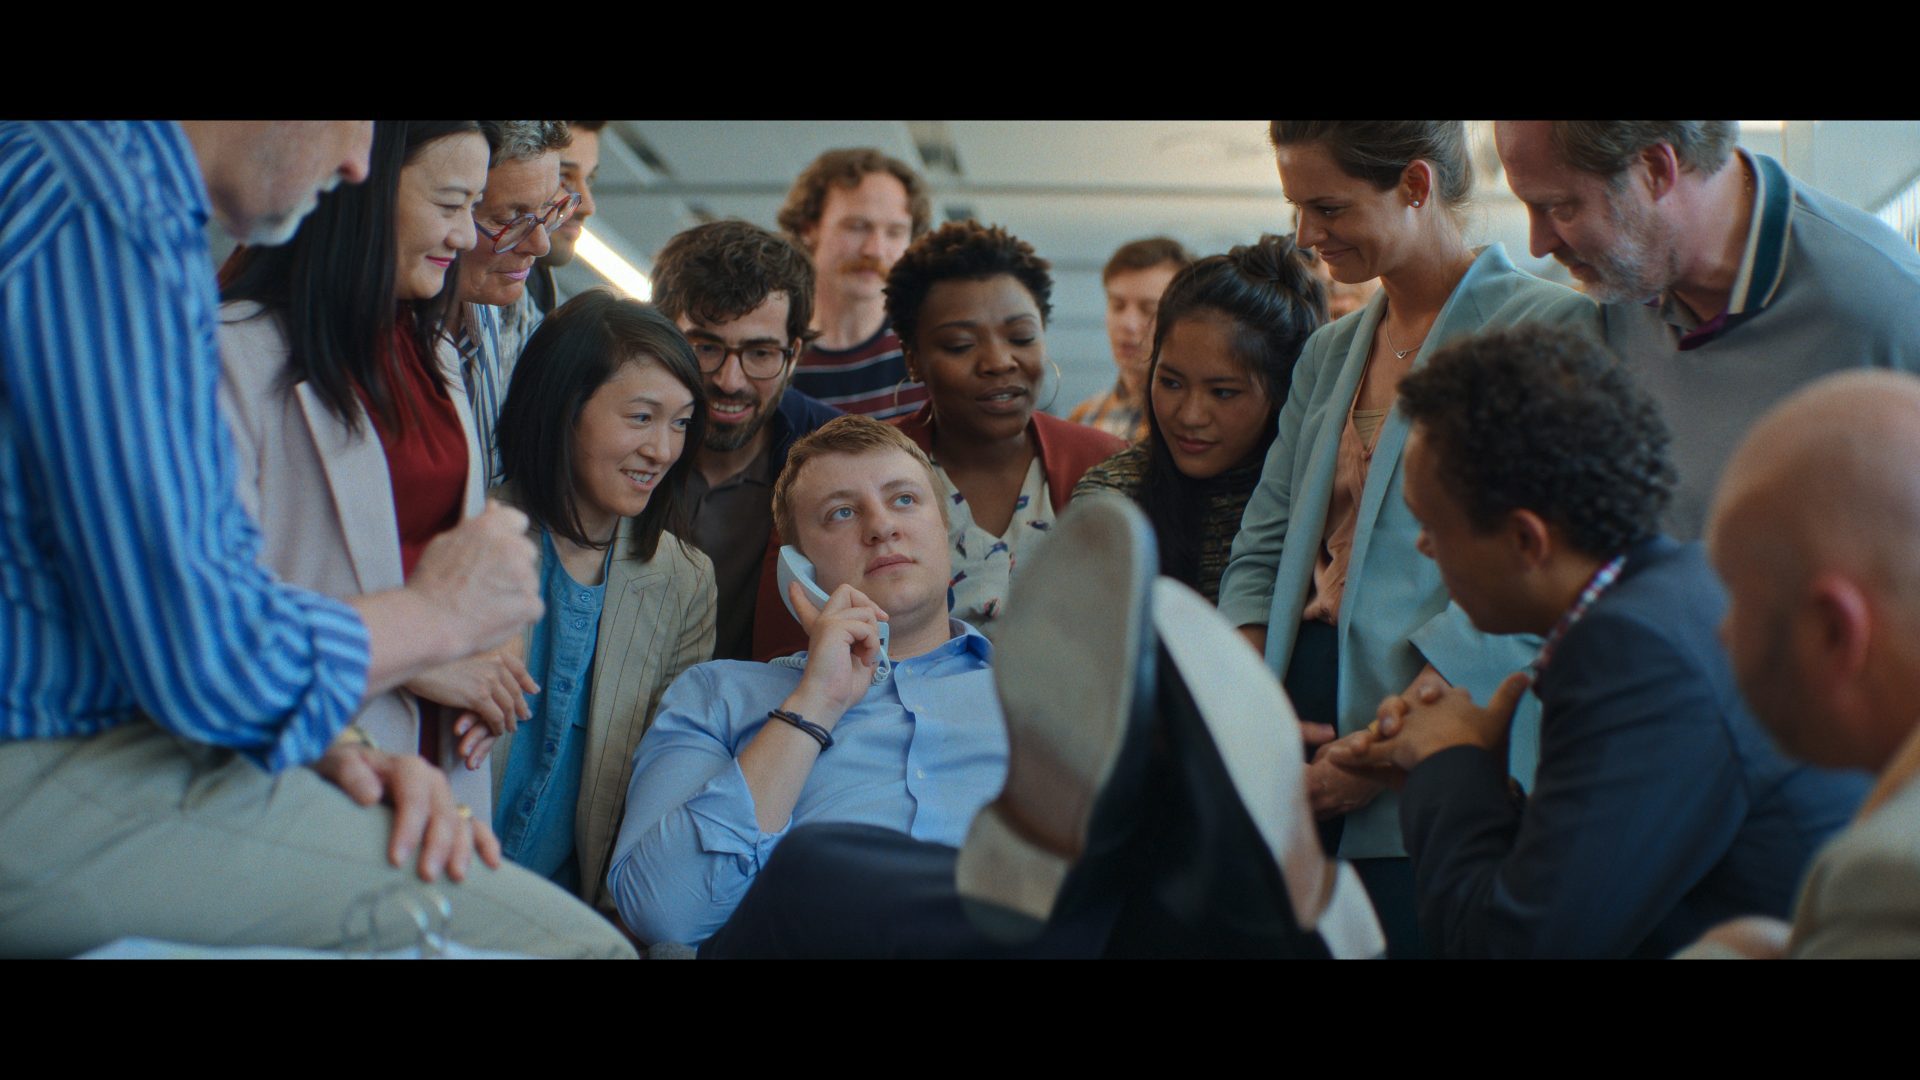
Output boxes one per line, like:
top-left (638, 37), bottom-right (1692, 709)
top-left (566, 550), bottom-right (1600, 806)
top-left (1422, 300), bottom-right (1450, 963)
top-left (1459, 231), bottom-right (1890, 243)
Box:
top-left (1805, 120), bottom-right (1920, 208)
top-left (950, 120), bottom-right (1280, 191)
top-left (949, 191), bottom-right (1291, 271)
top-left (623, 121), bottom-right (917, 187)
top-left (562, 120), bottom-right (1920, 342)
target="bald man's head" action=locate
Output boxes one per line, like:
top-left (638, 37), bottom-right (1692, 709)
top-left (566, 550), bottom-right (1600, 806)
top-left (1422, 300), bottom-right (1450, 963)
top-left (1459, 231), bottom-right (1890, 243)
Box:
top-left (1708, 369), bottom-right (1920, 771)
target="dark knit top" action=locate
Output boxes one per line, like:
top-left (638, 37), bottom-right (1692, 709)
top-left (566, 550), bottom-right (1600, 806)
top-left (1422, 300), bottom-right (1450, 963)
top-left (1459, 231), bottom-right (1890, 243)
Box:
top-left (1071, 444), bottom-right (1263, 604)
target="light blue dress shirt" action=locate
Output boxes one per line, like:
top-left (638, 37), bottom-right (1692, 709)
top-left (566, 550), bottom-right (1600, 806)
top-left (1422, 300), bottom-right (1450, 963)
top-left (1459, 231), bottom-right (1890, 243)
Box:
top-left (495, 531), bottom-right (608, 892)
top-left (607, 620), bottom-right (1007, 945)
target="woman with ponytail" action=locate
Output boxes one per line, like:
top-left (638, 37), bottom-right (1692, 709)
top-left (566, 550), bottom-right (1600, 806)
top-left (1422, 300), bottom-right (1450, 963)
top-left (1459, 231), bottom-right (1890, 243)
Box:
top-left (1215, 121), bottom-right (1595, 956)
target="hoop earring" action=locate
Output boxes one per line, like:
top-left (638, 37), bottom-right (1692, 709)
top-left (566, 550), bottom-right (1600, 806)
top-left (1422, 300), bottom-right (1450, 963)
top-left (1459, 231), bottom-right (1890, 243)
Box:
top-left (1040, 358), bottom-right (1063, 413)
top-left (892, 375), bottom-right (917, 413)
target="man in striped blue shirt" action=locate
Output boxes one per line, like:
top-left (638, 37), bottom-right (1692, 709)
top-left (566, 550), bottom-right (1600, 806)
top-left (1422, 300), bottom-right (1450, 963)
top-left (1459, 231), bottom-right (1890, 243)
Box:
top-left (0, 121), bottom-right (632, 958)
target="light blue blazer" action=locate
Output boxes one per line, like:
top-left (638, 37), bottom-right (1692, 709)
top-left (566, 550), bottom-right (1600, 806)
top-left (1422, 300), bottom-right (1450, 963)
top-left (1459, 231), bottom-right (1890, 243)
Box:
top-left (1217, 244), bottom-right (1596, 859)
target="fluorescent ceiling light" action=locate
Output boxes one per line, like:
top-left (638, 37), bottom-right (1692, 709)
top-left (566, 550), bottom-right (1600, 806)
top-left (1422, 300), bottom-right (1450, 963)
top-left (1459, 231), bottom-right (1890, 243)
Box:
top-left (574, 227), bottom-right (652, 301)
top-left (1739, 120), bottom-right (1784, 132)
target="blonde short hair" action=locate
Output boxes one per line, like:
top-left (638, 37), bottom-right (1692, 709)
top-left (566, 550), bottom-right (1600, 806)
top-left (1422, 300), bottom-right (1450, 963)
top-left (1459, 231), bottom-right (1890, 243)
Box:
top-left (772, 415), bottom-right (947, 547)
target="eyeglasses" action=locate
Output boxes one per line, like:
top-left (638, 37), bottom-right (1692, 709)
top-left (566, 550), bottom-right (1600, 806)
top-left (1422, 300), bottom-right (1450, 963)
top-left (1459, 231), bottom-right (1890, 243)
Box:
top-left (689, 339), bottom-right (796, 380)
top-left (474, 188), bottom-right (582, 254)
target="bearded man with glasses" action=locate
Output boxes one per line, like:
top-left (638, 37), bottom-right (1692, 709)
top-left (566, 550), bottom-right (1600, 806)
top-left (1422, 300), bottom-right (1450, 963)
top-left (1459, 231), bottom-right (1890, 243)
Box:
top-left (650, 220), bottom-right (843, 661)
top-left (452, 120), bottom-right (575, 489)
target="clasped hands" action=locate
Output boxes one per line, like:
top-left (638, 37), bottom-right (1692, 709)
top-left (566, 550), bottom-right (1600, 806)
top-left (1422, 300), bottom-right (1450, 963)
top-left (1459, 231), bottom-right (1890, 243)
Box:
top-left (315, 502), bottom-right (541, 883)
top-left (408, 647), bottom-right (539, 771)
top-left (1318, 670), bottom-right (1534, 792)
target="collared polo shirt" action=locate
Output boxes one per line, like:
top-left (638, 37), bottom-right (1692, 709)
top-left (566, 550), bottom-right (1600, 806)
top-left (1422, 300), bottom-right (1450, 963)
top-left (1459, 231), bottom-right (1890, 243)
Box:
top-left (1602, 150), bottom-right (1920, 539)
top-left (1646, 150), bottom-right (1793, 347)
top-left (686, 444), bottom-right (781, 661)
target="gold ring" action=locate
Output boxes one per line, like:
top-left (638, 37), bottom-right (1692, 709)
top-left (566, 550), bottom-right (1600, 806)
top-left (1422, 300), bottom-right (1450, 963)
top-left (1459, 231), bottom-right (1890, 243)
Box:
top-left (457, 804), bottom-right (473, 820)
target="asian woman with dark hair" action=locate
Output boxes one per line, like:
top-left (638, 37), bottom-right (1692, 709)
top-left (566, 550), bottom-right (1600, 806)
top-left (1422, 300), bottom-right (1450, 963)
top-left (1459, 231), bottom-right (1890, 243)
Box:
top-left (480, 289), bottom-right (716, 914)
top-left (1073, 234), bottom-right (1327, 602)
top-left (217, 120), bottom-right (523, 821)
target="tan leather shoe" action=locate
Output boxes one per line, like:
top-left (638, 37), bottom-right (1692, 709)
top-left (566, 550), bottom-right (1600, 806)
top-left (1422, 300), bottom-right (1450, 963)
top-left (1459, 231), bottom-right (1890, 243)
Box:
top-left (953, 497), bottom-right (1159, 939)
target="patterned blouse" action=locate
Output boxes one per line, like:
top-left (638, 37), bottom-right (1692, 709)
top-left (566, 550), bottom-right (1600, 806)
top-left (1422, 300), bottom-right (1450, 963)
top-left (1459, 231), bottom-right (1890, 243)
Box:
top-left (932, 457), bottom-right (1056, 626)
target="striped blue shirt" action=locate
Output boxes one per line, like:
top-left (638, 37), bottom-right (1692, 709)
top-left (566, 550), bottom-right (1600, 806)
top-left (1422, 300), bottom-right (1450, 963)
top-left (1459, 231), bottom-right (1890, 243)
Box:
top-left (454, 301), bottom-right (510, 490)
top-left (0, 121), bottom-right (370, 771)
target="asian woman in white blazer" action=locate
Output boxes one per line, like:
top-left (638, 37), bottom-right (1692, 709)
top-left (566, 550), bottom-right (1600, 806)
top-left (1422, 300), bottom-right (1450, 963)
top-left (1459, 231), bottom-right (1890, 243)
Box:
top-left (216, 121), bottom-right (524, 820)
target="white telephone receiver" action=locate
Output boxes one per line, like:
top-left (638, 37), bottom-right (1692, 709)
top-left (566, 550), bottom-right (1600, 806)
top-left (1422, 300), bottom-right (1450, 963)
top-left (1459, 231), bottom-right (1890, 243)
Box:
top-left (777, 545), bottom-right (892, 657)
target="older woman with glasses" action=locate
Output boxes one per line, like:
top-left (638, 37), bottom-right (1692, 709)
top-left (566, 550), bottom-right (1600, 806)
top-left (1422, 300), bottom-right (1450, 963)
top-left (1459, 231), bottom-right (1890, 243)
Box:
top-left (445, 120), bottom-right (578, 490)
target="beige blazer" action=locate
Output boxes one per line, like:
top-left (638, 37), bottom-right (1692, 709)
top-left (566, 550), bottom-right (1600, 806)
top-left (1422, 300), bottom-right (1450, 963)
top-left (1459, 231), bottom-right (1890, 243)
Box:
top-left (489, 492), bottom-right (716, 917)
top-left (215, 301), bottom-right (491, 815)
top-left (1787, 747), bottom-right (1920, 959)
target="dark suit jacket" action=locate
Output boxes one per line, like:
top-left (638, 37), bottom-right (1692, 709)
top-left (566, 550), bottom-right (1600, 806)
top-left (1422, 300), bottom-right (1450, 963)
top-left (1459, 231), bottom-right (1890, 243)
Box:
top-left (1400, 535), bottom-right (1869, 958)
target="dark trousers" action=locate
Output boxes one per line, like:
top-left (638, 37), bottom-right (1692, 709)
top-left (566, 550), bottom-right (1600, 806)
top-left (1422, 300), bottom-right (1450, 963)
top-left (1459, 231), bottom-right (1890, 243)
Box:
top-left (702, 639), bottom-right (1341, 960)
top-left (699, 824), bottom-right (1119, 959)
top-left (1285, 619), bottom-right (1427, 959)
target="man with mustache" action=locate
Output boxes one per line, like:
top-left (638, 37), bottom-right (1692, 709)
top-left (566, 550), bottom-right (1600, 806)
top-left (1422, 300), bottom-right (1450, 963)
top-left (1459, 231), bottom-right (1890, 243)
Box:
top-left (778, 148), bottom-right (933, 420)
top-left (650, 220), bottom-right (841, 660)
top-left (1495, 120), bottom-right (1920, 540)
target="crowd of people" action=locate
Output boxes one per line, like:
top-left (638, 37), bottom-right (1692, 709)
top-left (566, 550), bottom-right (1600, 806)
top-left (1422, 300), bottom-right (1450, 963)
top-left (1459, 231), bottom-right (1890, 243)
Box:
top-left (3, 118), bottom-right (1919, 959)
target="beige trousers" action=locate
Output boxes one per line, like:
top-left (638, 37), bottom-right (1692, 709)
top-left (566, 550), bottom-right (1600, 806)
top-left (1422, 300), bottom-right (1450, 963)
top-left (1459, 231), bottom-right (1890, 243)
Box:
top-left (0, 722), bottom-right (635, 958)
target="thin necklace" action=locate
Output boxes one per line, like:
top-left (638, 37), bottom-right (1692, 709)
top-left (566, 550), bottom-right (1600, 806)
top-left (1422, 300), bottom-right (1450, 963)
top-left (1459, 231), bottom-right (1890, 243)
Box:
top-left (1382, 249), bottom-right (1474, 359)
top-left (1383, 319), bottom-right (1425, 360)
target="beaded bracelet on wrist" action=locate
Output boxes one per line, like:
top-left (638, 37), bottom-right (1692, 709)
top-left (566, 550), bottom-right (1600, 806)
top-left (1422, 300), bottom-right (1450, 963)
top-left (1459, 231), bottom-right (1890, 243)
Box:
top-left (767, 707), bottom-right (833, 751)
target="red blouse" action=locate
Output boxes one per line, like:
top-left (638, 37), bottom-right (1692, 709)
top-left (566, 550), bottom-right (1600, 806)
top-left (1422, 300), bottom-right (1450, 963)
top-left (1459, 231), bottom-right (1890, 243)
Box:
top-left (357, 322), bottom-right (469, 758)
top-left (357, 323), bottom-right (468, 578)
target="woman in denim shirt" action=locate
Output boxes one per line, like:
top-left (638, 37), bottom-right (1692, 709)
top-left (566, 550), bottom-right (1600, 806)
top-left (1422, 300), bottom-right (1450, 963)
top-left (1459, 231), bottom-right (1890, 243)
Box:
top-left (473, 292), bottom-right (717, 918)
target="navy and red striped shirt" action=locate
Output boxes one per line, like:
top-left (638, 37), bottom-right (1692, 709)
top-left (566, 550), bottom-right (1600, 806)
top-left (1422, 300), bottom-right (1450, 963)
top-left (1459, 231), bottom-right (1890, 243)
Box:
top-left (790, 322), bottom-right (928, 420)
